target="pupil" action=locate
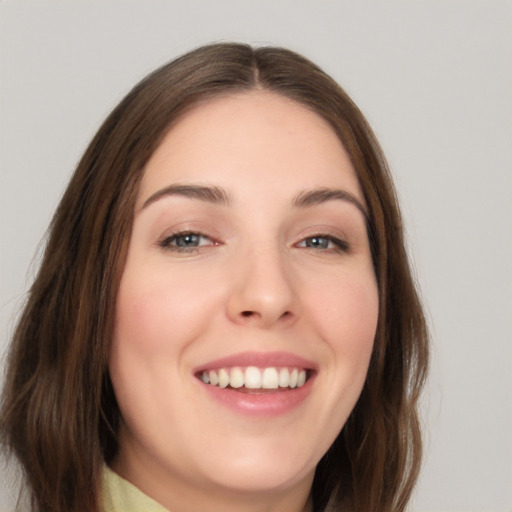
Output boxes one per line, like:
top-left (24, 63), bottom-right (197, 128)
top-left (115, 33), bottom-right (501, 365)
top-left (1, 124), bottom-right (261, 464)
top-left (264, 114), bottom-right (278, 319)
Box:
top-left (177, 234), bottom-right (199, 247)
top-left (308, 237), bottom-right (328, 249)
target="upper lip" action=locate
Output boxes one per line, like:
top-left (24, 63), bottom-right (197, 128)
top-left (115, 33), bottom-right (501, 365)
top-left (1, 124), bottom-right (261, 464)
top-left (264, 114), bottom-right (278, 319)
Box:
top-left (193, 351), bottom-right (318, 373)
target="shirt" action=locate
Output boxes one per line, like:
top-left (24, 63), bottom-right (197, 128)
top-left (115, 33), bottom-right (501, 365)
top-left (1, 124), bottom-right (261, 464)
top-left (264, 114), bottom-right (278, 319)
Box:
top-left (102, 465), bottom-right (169, 512)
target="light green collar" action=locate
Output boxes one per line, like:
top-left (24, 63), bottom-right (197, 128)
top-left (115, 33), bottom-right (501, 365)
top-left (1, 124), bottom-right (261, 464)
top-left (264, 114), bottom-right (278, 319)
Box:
top-left (102, 465), bottom-right (169, 512)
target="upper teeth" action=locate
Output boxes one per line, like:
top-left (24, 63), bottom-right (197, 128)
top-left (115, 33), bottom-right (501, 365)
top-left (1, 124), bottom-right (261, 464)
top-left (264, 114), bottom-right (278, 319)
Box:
top-left (201, 366), bottom-right (307, 389)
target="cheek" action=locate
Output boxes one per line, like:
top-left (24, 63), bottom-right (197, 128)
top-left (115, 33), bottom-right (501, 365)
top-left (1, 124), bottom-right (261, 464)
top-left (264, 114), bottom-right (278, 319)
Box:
top-left (292, 271), bottom-right (378, 456)
top-left (314, 278), bottom-right (379, 349)
top-left (309, 272), bottom-right (379, 367)
top-left (113, 268), bottom-right (220, 357)
top-left (109, 268), bottom-right (223, 433)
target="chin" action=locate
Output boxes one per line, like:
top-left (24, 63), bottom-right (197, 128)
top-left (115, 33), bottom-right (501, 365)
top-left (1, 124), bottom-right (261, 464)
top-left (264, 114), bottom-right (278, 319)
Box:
top-left (205, 460), bottom-right (314, 494)
top-left (188, 436), bottom-right (318, 495)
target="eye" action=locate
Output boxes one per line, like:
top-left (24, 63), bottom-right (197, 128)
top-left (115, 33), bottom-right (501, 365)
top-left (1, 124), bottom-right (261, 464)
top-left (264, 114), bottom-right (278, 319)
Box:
top-left (297, 235), bottom-right (349, 252)
top-left (159, 231), bottom-right (215, 252)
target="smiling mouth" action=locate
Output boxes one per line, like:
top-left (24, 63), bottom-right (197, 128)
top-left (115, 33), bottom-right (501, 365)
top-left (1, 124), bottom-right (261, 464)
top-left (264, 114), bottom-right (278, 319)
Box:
top-left (197, 366), bottom-right (311, 391)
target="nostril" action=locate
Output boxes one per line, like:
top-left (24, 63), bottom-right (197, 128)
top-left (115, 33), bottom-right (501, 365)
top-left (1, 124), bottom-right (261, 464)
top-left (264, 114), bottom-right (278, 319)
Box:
top-left (239, 310), bottom-right (292, 321)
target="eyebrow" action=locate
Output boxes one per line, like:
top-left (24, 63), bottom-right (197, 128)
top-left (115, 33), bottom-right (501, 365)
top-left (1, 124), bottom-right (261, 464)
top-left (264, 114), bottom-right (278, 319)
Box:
top-left (141, 184), bottom-right (230, 210)
top-left (292, 187), bottom-right (368, 218)
top-left (140, 183), bottom-right (367, 218)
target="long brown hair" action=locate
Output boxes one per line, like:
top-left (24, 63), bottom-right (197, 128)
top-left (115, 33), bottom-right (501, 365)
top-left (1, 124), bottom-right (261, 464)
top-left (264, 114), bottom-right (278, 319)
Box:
top-left (1, 43), bottom-right (428, 512)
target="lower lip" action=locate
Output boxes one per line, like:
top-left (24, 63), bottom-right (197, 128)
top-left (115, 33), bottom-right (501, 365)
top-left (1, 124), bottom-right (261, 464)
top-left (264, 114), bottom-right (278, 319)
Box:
top-left (198, 375), bottom-right (315, 417)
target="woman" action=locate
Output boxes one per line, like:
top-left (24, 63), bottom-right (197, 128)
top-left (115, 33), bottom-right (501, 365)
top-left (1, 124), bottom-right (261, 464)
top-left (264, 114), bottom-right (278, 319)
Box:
top-left (1, 42), bottom-right (429, 512)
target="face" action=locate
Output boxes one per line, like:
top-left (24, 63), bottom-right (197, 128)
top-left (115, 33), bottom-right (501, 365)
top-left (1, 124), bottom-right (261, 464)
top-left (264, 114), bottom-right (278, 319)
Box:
top-left (109, 91), bottom-right (379, 510)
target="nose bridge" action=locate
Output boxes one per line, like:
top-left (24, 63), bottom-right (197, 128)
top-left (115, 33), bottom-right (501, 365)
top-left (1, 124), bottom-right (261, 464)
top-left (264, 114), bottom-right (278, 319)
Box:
top-left (227, 239), bottom-right (298, 327)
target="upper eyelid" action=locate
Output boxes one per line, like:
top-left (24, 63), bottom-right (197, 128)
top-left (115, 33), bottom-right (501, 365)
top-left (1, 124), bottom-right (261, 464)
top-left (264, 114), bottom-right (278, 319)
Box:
top-left (156, 224), bottom-right (350, 240)
top-left (293, 224), bottom-right (349, 243)
top-left (157, 224), bottom-right (217, 241)
top-left (152, 212), bottom-right (356, 243)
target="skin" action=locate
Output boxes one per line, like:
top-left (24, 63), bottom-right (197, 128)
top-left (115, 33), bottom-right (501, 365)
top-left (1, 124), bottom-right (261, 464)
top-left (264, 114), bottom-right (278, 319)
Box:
top-left (109, 91), bottom-right (379, 512)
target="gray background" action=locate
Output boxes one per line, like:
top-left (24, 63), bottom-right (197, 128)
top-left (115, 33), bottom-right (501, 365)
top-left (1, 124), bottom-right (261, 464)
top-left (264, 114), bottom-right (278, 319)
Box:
top-left (1, 1), bottom-right (511, 511)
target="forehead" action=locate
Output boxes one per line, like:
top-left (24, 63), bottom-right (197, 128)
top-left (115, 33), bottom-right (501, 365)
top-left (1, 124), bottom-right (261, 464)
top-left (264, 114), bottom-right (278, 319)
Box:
top-left (137, 90), bottom-right (363, 206)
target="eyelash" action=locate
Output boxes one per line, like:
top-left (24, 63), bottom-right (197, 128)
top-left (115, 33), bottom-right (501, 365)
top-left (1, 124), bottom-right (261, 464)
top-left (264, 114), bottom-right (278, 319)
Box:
top-left (158, 231), bottom-right (216, 252)
top-left (296, 234), bottom-right (349, 253)
top-left (158, 231), bottom-right (349, 254)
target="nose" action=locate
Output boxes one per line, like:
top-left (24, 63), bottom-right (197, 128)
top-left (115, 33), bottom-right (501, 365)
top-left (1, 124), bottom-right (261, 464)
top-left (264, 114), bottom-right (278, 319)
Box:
top-left (226, 246), bottom-right (300, 328)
